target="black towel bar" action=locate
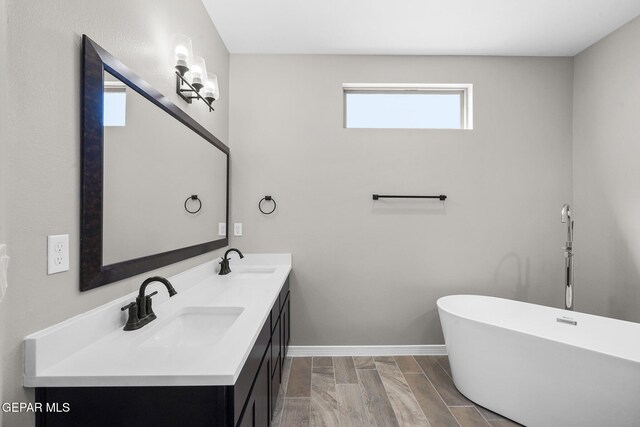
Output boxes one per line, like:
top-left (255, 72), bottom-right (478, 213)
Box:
top-left (372, 194), bottom-right (447, 201)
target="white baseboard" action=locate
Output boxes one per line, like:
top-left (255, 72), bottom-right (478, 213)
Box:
top-left (286, 345), bottom-right (447, 357)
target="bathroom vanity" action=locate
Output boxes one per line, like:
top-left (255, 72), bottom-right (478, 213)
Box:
top-left (24, 254), bottom-right (291, 427)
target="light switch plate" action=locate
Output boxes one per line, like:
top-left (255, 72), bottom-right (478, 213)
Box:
top-left (48, 234), bottom-right (69, 274)
top-left (234, 223), bottom-right (243, 237)
top-left (218, 223), bottom-right (227, 236)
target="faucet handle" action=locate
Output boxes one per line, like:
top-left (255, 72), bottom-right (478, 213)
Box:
top-left (219, 257), bottom-right (232, 275)
top-left (121, 302), bottom-right (141, 331)
top-left (145, 291), bottom-right (159, 321)
top-left (121, 302), bottom-right (136, 311)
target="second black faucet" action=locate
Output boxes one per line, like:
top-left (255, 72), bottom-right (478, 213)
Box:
top-left (219, 248), bottom-right (244, 275)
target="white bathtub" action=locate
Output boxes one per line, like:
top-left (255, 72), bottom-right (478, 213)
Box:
top-left (437, 295), bottom-right (640, 427)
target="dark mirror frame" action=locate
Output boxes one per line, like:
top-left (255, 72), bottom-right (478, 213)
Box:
top-left (81, 35), bottom-right (229, 291)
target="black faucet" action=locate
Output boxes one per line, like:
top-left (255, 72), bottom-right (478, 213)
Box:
top-left (219, 248), bottom-right (244, 275)
top-left (120, 276), bottom-right (178, 331)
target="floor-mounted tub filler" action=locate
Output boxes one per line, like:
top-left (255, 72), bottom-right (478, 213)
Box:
top-left (438, 295), bottom-right (640, 427)
top-left (561, 203), bottom-right (574, 311)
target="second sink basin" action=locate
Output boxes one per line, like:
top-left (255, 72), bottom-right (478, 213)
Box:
top-left (138, 306), bottom-right (244, 349)
top-left (233, 268), bottom-right (276, 279)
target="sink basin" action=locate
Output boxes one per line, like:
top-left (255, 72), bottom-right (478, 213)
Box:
top-left (138, 306), bottom-right (243, 349)
top-left (233, 268), bottom-right (276, 279)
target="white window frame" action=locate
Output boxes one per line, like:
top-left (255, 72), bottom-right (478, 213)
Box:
top-left (343, 83), bottom-right (473, 130)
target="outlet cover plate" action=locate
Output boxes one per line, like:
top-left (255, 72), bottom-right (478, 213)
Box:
top-left (48, 234), bottom-right (69, 274)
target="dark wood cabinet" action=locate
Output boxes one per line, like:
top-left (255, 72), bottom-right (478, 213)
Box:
top-left (35, 276), bottom-right (291, 427)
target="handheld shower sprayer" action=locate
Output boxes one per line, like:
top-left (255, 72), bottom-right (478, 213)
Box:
top-left (561, 204), bottom-right (573, 243)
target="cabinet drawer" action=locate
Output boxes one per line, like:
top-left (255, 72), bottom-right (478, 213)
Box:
top-left (35, 386), bottom-right (225, 427)
top-left (234, 319), bottom-right (270, 426)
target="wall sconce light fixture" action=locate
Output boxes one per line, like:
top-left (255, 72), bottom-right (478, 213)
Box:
top-left (172, 34), bottom-right (219, 112)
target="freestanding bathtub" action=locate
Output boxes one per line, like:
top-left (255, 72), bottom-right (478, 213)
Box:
top-left (437, 295), bottom-right (640, 427)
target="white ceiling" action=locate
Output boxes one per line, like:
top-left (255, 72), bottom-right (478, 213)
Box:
top-left (202, 0), bottom-right (640, 56)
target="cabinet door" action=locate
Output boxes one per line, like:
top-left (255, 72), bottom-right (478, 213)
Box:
top-left (235, 320), bottom-right (271, 426)
top-left (255, 351), bottom-right (271, 427)
top-left (271, 316), bottom-right (281, 377)
top-left (237, 347), bottom-right (271, 427)
top-left (271, 354), bottom-right (281, 417)
top-left (239, 398), bottom-right (255, 427)
top-left (282, 294), bottom-right (290, 360)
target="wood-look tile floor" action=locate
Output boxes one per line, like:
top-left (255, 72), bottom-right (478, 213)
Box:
top-left (271, 356), bottom-right (523, 427)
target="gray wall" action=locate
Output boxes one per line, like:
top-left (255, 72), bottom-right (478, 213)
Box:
top-left (0, 0), bottom-right (8, 267)
top-left (0, 0), bottom-right (9, 420)
top-left (573, 15), bottom-right (640, 322)
top-left (0, 1), bottom-right (229, 425)
top-left (229, 55), bottom-right (574, 345)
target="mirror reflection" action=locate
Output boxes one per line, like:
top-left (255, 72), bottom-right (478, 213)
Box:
top-left (102, 71), bottom-right (227, 265)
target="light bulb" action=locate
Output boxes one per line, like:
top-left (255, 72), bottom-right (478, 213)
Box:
top-left (203, 72), bottom-right (219, 104)
top-left (175, 46), bottom-right (188, 64)
top-left (172, 34), bottom-right (192, 75)
top-left (190, 56), bottom-right (207, 91)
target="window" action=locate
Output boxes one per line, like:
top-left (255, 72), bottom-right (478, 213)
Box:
top-left (343, 84), bottom-right (473, 130)
top-left (103, 81), bottom-right (127, 127)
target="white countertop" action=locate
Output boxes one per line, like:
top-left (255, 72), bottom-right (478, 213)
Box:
top-left (23, 254), bottom-right (291, 387)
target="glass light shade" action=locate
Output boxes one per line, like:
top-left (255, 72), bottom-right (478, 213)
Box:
top-left (172, 34), bottom-right (192, 75)
top-left (203, 73), bottom-right (219, 103)
top-left (189, 56), bottom-right (207, 91)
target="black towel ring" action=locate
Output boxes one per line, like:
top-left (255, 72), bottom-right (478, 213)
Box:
top-left (184, 195), bottom-right (202, 214)
top-left (258, 195), bottom-right (277, 215)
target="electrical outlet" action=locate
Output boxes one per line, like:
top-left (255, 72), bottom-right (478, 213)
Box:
top-left (218, 223), bottom-right (227, 236)
top-left (48, 234), bottom-right (69, 274)
top-left (234, 223), bottom-right (243, 237)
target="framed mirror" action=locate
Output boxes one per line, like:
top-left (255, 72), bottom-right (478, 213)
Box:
top-left (81, 35), bottom-right (229, 291)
